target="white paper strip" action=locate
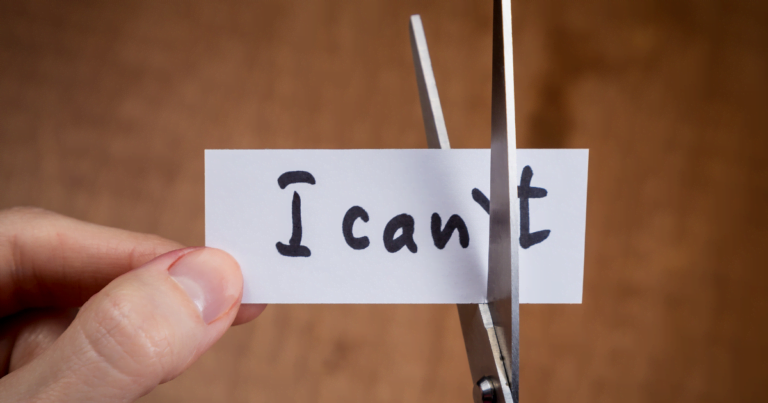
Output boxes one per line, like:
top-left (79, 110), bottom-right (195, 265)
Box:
top-left (205, 149), bottom-right (588, 304)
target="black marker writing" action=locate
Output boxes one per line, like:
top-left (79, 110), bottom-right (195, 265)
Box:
top-left (383, 213), bottom-right (418, 253)
top-left (471, 165), bottom-right (550, 249)
top-left (278, 171), bottom-right (316, 189)
top-left (471, 188), bottom-right (490, 213)
top-left (342, 206), bottom-right (370, 250)
top-left (431, 213), bottom-right (470, 249)
top-left (276, 170), bottom-right (315, 257)
top-left (518, 166), bottom-right (550, 249)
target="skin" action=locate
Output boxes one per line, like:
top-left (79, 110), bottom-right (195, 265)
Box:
top-left (0, 207), bottom-right (266, 402)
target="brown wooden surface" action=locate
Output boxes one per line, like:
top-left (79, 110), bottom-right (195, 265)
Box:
top-left (1, 1), bottom-right (767, 402)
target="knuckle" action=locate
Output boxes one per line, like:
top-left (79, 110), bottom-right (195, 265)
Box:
top-left (82, 290), bottom-right (175, 382)
top-left (0, 207), bottom-right (61, 245)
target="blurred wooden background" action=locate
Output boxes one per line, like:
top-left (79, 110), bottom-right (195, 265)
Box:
top-left (1, 1), bottom-right (767, 402)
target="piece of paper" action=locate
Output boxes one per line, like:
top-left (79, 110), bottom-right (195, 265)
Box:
top-left (206, 149), bottom-right (588, 304)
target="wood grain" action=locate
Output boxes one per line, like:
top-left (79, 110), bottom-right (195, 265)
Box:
top-left (1, 1), bottom-right (766, 402)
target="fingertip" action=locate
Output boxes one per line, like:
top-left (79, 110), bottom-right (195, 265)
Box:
top-left (232, 304), bottom-right (268, 326)
top-left (168, 248), bottom-right (243, 324)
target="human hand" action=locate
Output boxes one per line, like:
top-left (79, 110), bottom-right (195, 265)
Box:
top-left (0, 207), bottom-right (266, 402)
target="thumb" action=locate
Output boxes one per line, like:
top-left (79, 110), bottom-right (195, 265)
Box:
top-left (0, 247), bottom-right (243, 402)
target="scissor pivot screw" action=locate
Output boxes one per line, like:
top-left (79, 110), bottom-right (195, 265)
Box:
top-left (474, 376), bottom-right (497, 403)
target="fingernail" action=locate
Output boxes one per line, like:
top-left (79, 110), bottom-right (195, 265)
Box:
top-left (168, 248), bottom-right (242, 324)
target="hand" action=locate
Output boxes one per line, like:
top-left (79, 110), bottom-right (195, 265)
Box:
top-left (0, 207), bottom-right (266, 402)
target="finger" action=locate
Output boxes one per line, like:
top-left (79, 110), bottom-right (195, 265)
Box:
top-left (0, 207), bottom-right (183, 316)
top-left (0, 247), bottom-right (248, 403)
top-left (5, 308), bottom-right (76, 372)
top-left (232, 304), bottom-right (268, 326)
top-left (0, 309), bottom-right (74, 377)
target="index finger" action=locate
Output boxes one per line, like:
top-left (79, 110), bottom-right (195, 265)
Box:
top-left (0, 207), bottom-right (183, 316)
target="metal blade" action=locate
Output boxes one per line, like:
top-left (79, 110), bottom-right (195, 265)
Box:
top-left (410, 13), bottom-right (514, 403)
top-left (409, 14), bottom-right (450, 149)
top-left (487, 0), bottom-right (519, 402)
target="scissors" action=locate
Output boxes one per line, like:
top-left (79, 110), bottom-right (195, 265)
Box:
top-left (409, 1), bottom-right (519, 401)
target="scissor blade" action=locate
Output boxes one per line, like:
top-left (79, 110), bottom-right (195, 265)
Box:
top-left (487, 0), bottom-right (519, 402)
top-left (409, 15), bottom-right (450, 149)
top-left (410, 14), bottom-right (513, 403)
